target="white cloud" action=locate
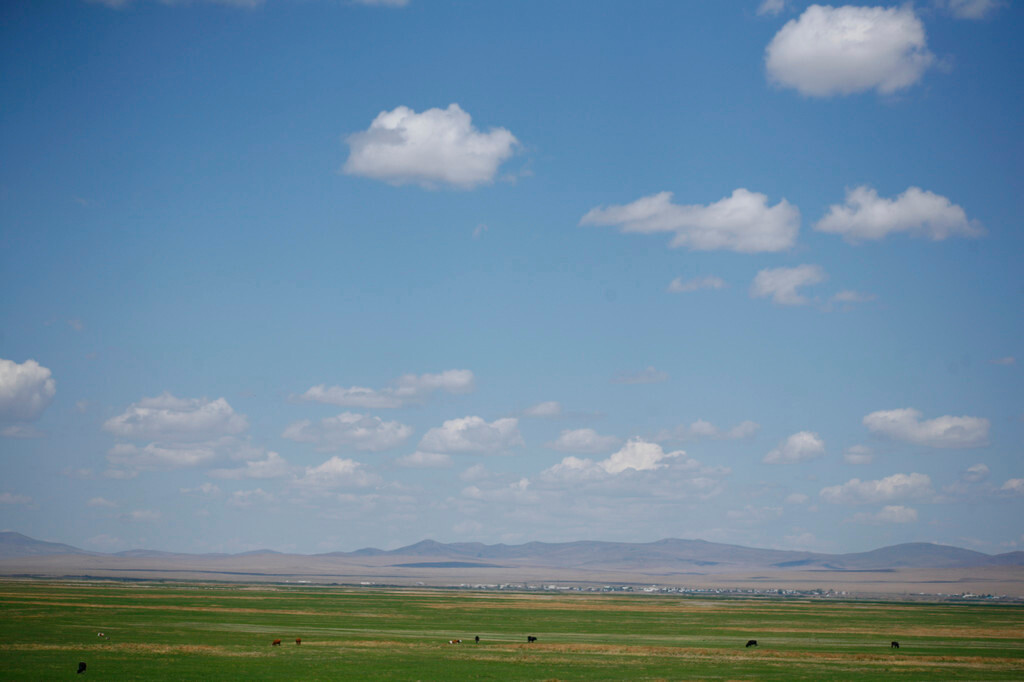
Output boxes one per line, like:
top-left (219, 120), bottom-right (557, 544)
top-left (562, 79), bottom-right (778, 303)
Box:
top-left (0, 358), bottom-right (56, 425)
top-left (611, 366), bottom-right (668, 385)
top-left (816, 186), bottom-right (983, 242)
top-left (2, 425), bottom-right (44, 439)
top-left (0, 492), bottom-right (32, 505)
top-left (87, 497), bottom-right (119, 508)
top-left (299, 369), bottom-right (475, 408)
top-left (581, 189), bottom-right (800, 253)
top-left (668, 275), bottom-right (727, 294)
top-left (851, 505), bottom-right (918, 524)
top-left (1001, 479), bottom-right (1024, 496)
top-left (210, 452), bottom-right (290, 479)
top-left (963, 463), bottom-right (990, 483)
top-left (939, 0), bottom-right (1006, 20)
top-left (129, 509), bottom-right (161, 522)
top-left (294, 456), bottom-right (379, 490)
top-left (104, 393), bottom-right (248, 443)
top-left (343, 104), bottom-right (518, 189)
top-left (991, 356), bottom-right (1015, 366)
top-left (417, 416), bottom-right (522, 455)
top-left (546, 428), bottom-right (621, 454)
top-left (396, 451), bottom-right (453, 468)
top-left (750, 264), bottom-right (826, 305)
top-left (765, 5), bottom-right (935, 96)
top-left (843, 445), bottom-right (874, 464)
top-left (283, 412), bottom-right (412, 452)
top-left (757, 0), bottom-right (787, 16)
top-left (546, 439), bottom-right (686, 478)
top-left (820, 472), bottom-right (934, 504)
top-left (785, 493), bottom-right (809, 505)
top-left (764, 431), bottom-right (825, 464)
top-left (523, 401), bottom-right (562, 418)
top-left (354, 0), bottom-right (408, 6)
top-left (863, 408), bottom-right (990, 448)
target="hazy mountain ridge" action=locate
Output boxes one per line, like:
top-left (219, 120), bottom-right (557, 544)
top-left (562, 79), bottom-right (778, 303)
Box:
top-left (3, 531), bottom-right (1022, 570)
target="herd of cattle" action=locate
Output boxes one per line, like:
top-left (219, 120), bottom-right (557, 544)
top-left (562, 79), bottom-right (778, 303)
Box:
top-left (74, 633), bottom-right (903, 674)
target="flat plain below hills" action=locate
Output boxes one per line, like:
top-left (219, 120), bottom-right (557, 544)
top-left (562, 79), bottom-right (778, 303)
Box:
top-left (2, 533), bottom-right (1023, 598)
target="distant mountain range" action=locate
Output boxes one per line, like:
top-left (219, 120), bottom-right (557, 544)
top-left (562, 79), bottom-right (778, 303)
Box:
top-left (3, 531), bottom-right (1022, 571)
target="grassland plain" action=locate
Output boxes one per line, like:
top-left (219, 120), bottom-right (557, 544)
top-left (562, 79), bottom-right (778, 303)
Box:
top-left (1, 581), bottom-right (1022, 680)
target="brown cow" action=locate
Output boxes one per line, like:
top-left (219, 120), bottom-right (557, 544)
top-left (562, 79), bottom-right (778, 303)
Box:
top-left (272, 639), bottom-right (282, 646)
top-left (295, 638), bottom-right (302, 645)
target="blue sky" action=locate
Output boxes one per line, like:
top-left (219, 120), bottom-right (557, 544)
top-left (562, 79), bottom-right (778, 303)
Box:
top-left (1, 0), bottom-right (1021, 555)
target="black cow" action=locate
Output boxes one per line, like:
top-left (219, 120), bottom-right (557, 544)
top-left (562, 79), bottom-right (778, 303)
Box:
top-left (77, 662), bottom-right (87, 674)
top-left (745, 640), bottom-right (758, 648)
top-left (891, 641), bottom-right (900, 649)
top-left (475, 636), bottom-right (480, 644)
top-left (527, 636), bottom-right (537, 643)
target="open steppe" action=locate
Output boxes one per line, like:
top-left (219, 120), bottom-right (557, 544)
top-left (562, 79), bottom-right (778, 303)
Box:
top-left (1, 580), bottom-right (1022, 680)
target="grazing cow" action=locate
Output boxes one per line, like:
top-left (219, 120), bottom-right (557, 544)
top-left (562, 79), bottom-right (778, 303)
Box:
top-left (272, 639), bottom-right (282, 646)
top-left (295, 638), bottom-right (301, 645)
top-left (77, 662), bottom-right (87, 674)
top-left (475, 636), bottom-right (480, 644)
top-left (745, 640), bottom-right (758, 648)
top-left (448, 639), bottom-right (462, 644)
top-left (891, 641), bottom-right (900, 649)
top-left (96, 633), bottom-right (106, 638)
top-left (527, 636), bottom-right (537, 643)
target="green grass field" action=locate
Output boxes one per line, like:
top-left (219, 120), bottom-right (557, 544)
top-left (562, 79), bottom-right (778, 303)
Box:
top-left (1, 581), bottom-right (1022, 680)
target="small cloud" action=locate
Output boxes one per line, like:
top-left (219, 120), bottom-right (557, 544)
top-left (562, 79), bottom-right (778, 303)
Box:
top-left (581, 189), bottom-right (800, 254)
top-left (937, 0), bottom-right (1007, 20)
top-left (764, 431), bottom-right (825, 464)
top-left (991, 356), bottom-right (1015, 366)
top-left (418, 416), bottom-right (522, 455)
top-left (128, 509), bottom-right (161, 522)
top-left (1001, 479), bottom-right (1024, 496)
top-left (75, 400), bottom-right (91, 413)
top-left (546, 428), bottom-right (621, 454)
top-left (830, 290), bottom-right (876, 306)
top-left (667, 275), bottom-right (726, 294)
top-left (863, 408), bottom-right (989, 448)
top-left (523, 401), bottom-right (562, 418)
top-left (821, 472), bottom-right (933, 504)
top-left (396, 451), bottom-right (453, 468)
top-left (765, 5), bottom-right (935, 97)
top-left (850, 505), bottom-right (918, 524)
top-left (843, 445), bottom-right (874, 465)
top-left (179, 483), bottom-right (222, 496)
top-left (2, 425), bottom-right (44, 439)
top-left (751, 265), bottom-right (826, 306)
top-left (87, 497), bottom-right (118, 508)
top-left (228, 488), bottom-right (275, 508)
top-left (343, 104), bottom-right (518, 189)
top-left (757, 0), bottom-right (787, 16)
top-left (817, 187), bottom-right (983, 242)
top-left (963, 463), bottom-right (990, 483)
top-left (67, 319), bottom-right (85, 332)
top-left (472, 223), bottom-right (488, 239)
top-left (785, 493), bottom-right (809, 505)
top-left (611, 366), bottom-right (668, 385)
top-left (0, 492), bottom-right (33, 505)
